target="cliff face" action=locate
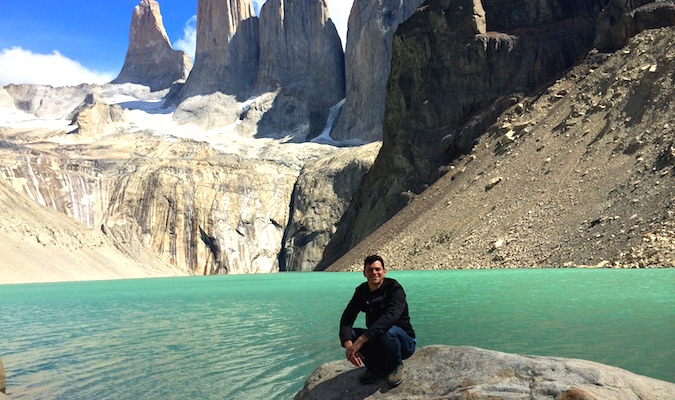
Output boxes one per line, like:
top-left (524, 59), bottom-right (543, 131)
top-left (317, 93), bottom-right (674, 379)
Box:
top-left (111, 0), bottom-right (192, 91)
top-left (326, 26), bottom-right (675, 272)
top-left (174, 0), bottom-right (259, 101)
top-left (329, 0), bottom-right (425, 142)
top-left (282, 144), bottom-right (379, 271)
top-left (319, 0), bottom-right (610, 268)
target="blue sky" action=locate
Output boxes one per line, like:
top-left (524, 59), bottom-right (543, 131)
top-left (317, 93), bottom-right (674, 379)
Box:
top-left (0, 0), bottom-right (352, 87)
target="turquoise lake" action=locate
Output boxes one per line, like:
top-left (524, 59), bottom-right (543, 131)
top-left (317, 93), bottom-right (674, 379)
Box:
top-left (1, 269), bottom-right (673, 399)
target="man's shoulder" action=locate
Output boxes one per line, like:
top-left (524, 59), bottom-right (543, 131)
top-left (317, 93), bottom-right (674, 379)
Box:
top-left (383, 277), bottom-right (401, 287)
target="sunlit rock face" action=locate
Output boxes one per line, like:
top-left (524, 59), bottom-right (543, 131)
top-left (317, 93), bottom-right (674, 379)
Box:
top-left (329, 0), bottom-right (425, 143)
top-left (111, 0), bottom-right (192, 91)
top-left (175, 0), bottom-right (259, 101)
top-left (0, 139), bottom-right (298, 274)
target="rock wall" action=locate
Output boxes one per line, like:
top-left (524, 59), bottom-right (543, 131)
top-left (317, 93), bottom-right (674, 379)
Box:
top-left (111, 0), bottom-right (192, 91)
top-left (595, 0), bottom-right (675, 51)
top-left (282, 143), bottom-right (379, 271)
top-left (329, 0), bottom-right (425, 142)
top-left (319, 0), bottom-right (609, 269)
top-left (295, 346), bottom-right (675, 399)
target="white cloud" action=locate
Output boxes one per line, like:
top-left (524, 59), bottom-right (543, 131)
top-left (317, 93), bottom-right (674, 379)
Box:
top-left (173, 15), bottom-right (197, 61)
top-left (0, 47), bottom-right (114, 87)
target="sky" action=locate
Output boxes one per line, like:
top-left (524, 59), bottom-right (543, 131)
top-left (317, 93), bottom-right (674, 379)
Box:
top-left (0, 0), bottom-right (353, 87)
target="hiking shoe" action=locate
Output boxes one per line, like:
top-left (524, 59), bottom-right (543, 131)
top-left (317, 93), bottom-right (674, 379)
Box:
top-left (387, 365), bottom-right (404, 387)
top-left (358, 368), bottom-right (387, 384)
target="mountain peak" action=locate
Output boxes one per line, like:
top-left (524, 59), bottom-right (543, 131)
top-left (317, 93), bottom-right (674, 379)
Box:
top-left (111, 0), bottom-right (192, 91)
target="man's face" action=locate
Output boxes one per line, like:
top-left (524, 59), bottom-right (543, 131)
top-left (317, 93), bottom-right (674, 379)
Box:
top-left (364, 260), bottom-right (386, 287)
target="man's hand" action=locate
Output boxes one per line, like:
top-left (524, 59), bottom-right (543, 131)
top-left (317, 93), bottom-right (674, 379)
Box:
top-left (343, 337), bottom-right (368, 367)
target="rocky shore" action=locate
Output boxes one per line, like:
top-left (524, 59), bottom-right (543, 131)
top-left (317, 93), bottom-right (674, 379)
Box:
top-left (295, 345), bottom-right (675, 399)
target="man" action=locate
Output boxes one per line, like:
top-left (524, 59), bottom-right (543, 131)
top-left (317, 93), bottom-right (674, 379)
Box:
top-left (339, 254), bottom-right (416, 386)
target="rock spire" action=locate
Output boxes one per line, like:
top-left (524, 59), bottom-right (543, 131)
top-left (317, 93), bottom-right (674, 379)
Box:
top-left (255, 0), bottom-right (345, 110)
top-left (174, 0), bottom-right (259, 100)
top-left (112, 0), bottom-right (192, 91)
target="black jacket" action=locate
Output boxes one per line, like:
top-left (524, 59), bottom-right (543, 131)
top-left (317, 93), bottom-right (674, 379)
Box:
top-left (339, 277), bottom-right (415, 343)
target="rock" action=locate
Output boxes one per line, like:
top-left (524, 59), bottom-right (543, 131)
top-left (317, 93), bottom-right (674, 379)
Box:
top-left (319, 0), bottom-right (608, 269)
top-left (329, 0), bottom-right (426, 142)
top-left (3, 84), bottom-right (94, 118)
top-left (595, 0), bottom-right (675, 52)
top-left (282, 143), bottom-right (379, 271)
top-left (69, 94), bottom-right (126, 136)
top-left (111, 0), bottom-right (192, 91)
top-left (295, 346), bottom-right (675, 399)
top-left (173, 0), bottom-right (259, 102)
top-left (0, 358), bottom-right (5, 394)
top-left (172, 92), bottom-right (241, 129)
top-left (252, 0), bottom-right (345, 139)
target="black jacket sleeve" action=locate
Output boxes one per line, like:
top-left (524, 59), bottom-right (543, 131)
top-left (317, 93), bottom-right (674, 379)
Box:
top-left (338, 288), bottom-right (361, 344)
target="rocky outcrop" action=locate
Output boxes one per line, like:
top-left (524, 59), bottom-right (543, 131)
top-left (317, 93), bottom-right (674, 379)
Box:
top-left (319, 0), bottom-right (609, 269)
top-left (252, 0), bottom-right (345, 139)
top-left (282, 143), bottom-right (379, 271)
top-left (111, 0), bottom-right (192, 91)
top-left (595, 0), bottom-right (675, 51)
top-left (329, 0), bottom-right (425, 142)
top-left (0, 358), bottom-right (5, 394)
top-left (69, 94), bottom-right (126, 136)
top-left (174, 0), bottom-right (259, 101)
top-left (295, 346), bottom-right (675, 399)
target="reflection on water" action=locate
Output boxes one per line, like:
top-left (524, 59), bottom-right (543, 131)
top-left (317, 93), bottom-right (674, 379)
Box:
top-left (0, 269), bottom-right (673, 399)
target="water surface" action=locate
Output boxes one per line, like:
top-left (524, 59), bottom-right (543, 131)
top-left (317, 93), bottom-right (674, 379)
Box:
top-left (1, 269), bottom-right (673, 399)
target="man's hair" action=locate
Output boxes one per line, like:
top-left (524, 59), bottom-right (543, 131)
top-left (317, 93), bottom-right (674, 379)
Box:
top-left (363, 254), bottom-right (385, 269)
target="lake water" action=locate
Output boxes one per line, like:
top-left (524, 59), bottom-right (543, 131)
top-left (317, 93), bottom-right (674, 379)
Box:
top-left (1, 269), bottom-right (673, 399)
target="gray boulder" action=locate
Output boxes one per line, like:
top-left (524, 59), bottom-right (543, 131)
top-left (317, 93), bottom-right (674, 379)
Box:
top-left (295, 346), bottom-right (675, 399)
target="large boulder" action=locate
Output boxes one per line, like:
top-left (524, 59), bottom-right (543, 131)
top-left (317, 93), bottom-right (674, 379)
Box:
top-left (111, 0), bottom-right (192, 91)
top-left (295, 346), bottom-right (675, 399)
top-left (319, 0), bottom-right (608, 269)
top-left (69, 94), bottom-right (126, 136)
top-left (329, 0), bottom-right (426, 142)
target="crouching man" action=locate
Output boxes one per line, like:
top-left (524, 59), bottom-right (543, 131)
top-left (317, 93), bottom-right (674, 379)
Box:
top-left (339, 254), bottom-right (417, 386)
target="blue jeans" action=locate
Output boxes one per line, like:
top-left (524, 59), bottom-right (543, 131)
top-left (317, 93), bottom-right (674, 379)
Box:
top-left (352, 326), bottom-right (416, 373)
